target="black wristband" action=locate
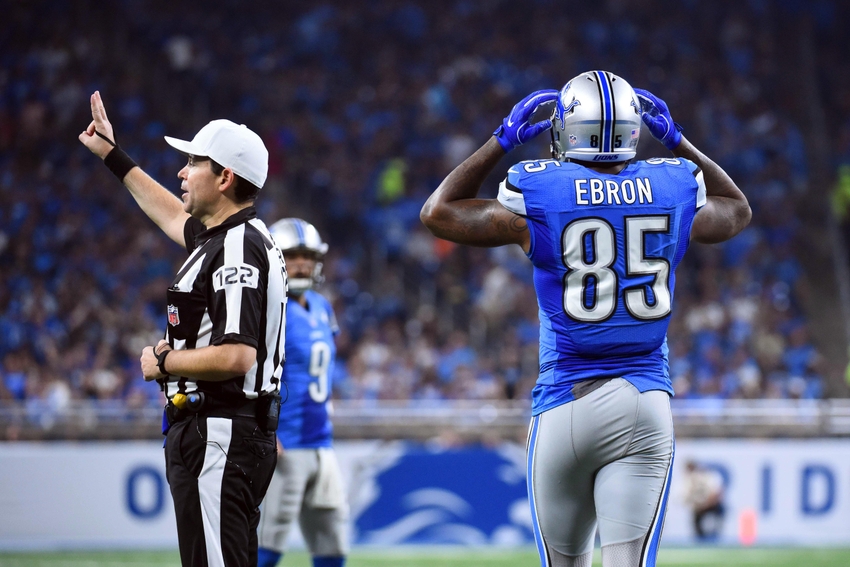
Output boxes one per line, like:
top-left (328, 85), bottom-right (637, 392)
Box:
top-left (103, 146), bottom-right (138, 181)
top-left (156, 349), bottom-right (171, 376)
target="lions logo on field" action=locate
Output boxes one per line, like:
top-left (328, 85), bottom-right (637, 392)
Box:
top-left (350, 443), bottom-right (533, 545)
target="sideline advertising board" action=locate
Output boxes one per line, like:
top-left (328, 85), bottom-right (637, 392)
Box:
top-left (0, 439), bottom-right (847, 549)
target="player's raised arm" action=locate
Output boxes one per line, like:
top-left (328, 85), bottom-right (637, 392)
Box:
top-left (420, 137), bottom-right (526, 249)
top-left (420, 90), bottom-right (558, 251)
top-left (79, 91), bottom-right (190, 247)
top-left (673, 136), bottom-right (752, 244)
top-left (635, 88), bottom-right (752, 244)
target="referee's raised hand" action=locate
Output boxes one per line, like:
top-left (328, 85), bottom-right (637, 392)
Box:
top-left (78, 91), bottom-right (117, 159)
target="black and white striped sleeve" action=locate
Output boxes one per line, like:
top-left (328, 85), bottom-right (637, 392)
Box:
top-left (208, 224), bottom-right (269, 348)
top-left (183, 217), bottom-right (207, 253)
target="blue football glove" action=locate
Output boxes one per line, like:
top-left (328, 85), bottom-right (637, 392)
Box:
top-left (633, 88), bottom-right (683, 150)
top-left (493, 89), bottom-right (559, 153)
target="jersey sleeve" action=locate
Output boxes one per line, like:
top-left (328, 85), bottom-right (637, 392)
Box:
top-left (496, 165), bottom-right (527, 216)
top-left (208, 228), bottom-right (269, 348)
top-left (682, 159), bottom-right (707, 210)
top-left (183, 217), bottom-right (207, 253)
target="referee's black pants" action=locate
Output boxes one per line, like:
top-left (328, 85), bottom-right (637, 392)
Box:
top-left (165, 413), bottom-right (277, 567)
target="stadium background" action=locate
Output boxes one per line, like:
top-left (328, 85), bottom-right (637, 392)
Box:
top-left (1, 0), bottom-right (850, 565)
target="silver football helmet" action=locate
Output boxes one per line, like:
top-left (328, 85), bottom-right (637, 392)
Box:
top-left (550, 70), bottom-right (643, 163)
top-left (268, 218), bottom-right (328, 294)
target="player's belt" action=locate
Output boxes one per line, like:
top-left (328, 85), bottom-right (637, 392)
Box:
top-left (571, 377), bottom-right (614, 400)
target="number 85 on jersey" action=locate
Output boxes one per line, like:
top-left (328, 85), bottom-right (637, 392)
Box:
top-left (562, 215), bottom-right (672, 323)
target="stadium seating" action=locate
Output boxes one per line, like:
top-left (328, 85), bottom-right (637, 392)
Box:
top-left (0, 0), bottom-right (845, 426)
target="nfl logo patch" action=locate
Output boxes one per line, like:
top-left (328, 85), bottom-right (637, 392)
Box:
top-left (167, 304), bottom-right (180, 326)
top-left (569, 134), bottom-right (578, 145)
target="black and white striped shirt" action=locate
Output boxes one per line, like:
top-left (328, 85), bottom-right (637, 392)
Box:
top-left (162, 207), bottom-right (287, 400)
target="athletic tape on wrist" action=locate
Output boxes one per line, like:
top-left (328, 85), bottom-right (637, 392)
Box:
top-left (103, 146), bottom-right (138, 181)
top-left (156, 349), bottom-right (170, 376)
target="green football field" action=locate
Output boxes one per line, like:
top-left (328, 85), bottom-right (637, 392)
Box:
top-left (1, 548), bottom-right (850, 567)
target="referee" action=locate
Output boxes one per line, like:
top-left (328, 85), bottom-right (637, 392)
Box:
top-left (79, 91), bottom-right (287, 567)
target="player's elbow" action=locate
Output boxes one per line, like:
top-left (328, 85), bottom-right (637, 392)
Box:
top-left (734, 199), bottom-right (752, 235)
top-left (740, 201), bottom-right (753, 228)
top-left (692, 198), bottom-right (753, 244)
top-left (420, 199), bottom-right (440, 233)
top-left (419, 202), bottom-right (433, 227)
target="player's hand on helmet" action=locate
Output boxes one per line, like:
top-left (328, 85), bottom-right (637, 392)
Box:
top-left (78, 91), bottom-right (118, 159)
top-left (633, 88), bottom-right (683, 151)
top-left (493, 89), bottom-right (559, 153)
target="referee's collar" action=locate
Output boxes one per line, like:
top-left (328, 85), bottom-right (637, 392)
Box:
top-left (194, 206), bottom-right (257, 247)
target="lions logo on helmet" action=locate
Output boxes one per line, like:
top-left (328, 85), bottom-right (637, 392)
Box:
top-left (556, 93), bottom-right (581, 126)
top-left (550, 70), bottom-right (643, 163)
top-left (268, 218), bottom-right (328, 295)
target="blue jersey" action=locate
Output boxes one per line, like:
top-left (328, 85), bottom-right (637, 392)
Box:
top-left (277, 290), bottom-right (339, 448)
top-left (497, 157), bottom-right (706, 415)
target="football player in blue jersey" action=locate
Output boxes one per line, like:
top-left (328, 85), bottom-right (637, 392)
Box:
top-left (420, 71), bottom-right (750, 567)
top-left (258, 218), bottom-right (348, 567)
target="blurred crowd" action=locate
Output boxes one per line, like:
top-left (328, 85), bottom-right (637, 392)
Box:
top-left (0, 0), bottom-right (841, 417)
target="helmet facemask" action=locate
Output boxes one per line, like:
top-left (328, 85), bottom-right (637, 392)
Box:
top-left (284, 250), bottom-right (324, 295)
top-left (268, 218), bottom-right (329, 296)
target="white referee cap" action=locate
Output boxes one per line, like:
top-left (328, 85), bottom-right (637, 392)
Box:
top-left (165, 119), bottom-right (269, 189)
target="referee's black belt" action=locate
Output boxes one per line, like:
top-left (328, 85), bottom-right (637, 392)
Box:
top-left (167, 393), bottom-right (257, 424)
top-left (200, 396), bottom-right (258, 419)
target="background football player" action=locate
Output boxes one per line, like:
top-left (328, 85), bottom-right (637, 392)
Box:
top-left (258, 218), bottom-right (348, 567)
